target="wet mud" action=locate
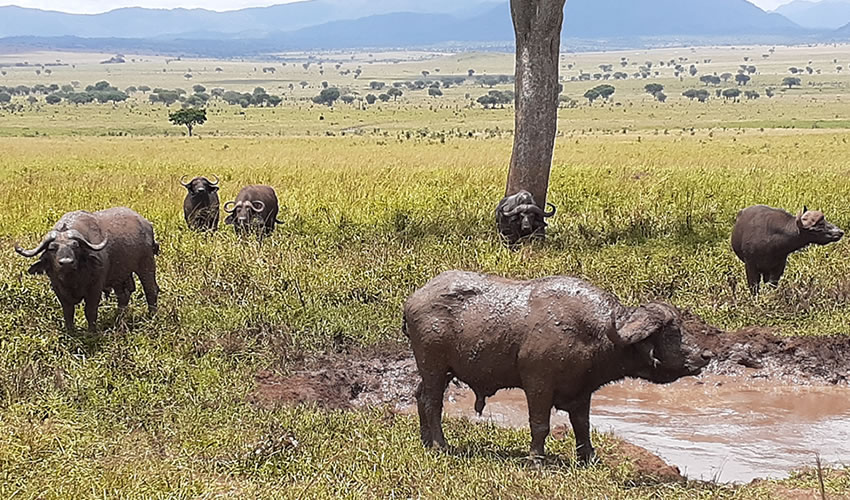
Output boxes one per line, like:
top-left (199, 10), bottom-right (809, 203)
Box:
top-left (250, 320), bottom-right (850, 483)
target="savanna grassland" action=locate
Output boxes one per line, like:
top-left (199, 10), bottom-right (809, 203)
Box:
top-left (1, 45), bottom-right (850, 498)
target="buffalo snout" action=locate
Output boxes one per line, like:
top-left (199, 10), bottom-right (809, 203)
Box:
top-left (828, 224), bottom-right (845, 242)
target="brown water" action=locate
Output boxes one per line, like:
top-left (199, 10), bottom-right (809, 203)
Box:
top-left (436, 376), bottom-right (850, 483)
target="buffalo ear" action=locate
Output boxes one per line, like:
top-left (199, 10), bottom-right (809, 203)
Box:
top-left (27, 260), bottom-right (48, 275)
top-left (608, 303), bottom-right (675, 346)
top-left (797, 210), bottom-right (816, 230)
top-left (209, 185), bottom-right (219, 193)
top-left (224, 214), bottom-right (235, 225)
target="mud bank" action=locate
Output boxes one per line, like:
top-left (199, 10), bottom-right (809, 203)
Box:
top-left (250, 323), bottom-right (850, 483)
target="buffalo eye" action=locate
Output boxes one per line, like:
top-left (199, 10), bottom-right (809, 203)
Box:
top-left (48, 243), bottom-right (59, 251)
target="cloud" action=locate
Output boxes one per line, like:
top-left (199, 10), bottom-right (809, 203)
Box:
top-left (0, 0), bottom-right (300, 14)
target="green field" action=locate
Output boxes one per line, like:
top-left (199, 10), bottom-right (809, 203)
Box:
top-left (1, 46), bottom-right (850, 498)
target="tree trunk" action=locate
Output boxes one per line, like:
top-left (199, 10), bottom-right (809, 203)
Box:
top-left (505, 0), bottom-right (566, 207)
top-left (187, 124), bottom-right (193, 137)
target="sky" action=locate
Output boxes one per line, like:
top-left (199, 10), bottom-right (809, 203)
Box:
top-left (0, 0), bottom-right (809, 14)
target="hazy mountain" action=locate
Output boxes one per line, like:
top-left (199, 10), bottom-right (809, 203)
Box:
top-left (562, 0), bottom-right (800, 36)
top-left (775, 0), bottom-right (850, 29)
top-left (280, 0), bottom-right (802, 48)
top-left (0, 0), bottom-right (808, 55)
top-left (0, 0), bottom-right (502, 38)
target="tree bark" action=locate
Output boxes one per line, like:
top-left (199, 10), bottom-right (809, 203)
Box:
top-left (506, 0), bottom-right (566, 207)
top-left (187, 124), bottom-right (193, 137)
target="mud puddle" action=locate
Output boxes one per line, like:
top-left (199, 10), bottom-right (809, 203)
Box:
top-left (438, 376), bottom-right (850, 483)
top-left (251, 322), bottom-right (850, 484)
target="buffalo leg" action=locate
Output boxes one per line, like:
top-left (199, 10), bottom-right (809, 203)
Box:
top-left (62, 302), bottom-right (76, 332)
top-left (744, 262), bottom-right (761, 296)
top-left (115, 279), bottom-right (134, 316)
top-left (415, 372), bottom-right (449, 449)
top-left (568, 394), bottom-right (595, 464)
top-left (115, 282), bottom-right (132, 330)
top-left (84, 292), bottom-right (101, 332)
top-left (138, 270), bottom-right (159, 316)
top-left (524, 386), bottom-right (554, 459)
top-left (415, 381), bottom-right (432, 446)
top-left (764, 260), bottom-right (787, 289)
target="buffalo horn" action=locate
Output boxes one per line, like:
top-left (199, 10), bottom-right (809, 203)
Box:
top-left (250, 201), bottom-right (266, 213)
top-left (14, 231), bottom-right (59, 258)
top-left (209, 174), bottom-right (220, 186)
top-left (180, 175), bottom-right (191, 187)
top-left (503, 204), bottom-right (537, 218)
top-left (66, 230), bottom-right (108, 251)
top-left (542, 203), bottom-right (557, 218)
top-left (223, 201), bottom-right (237, 213)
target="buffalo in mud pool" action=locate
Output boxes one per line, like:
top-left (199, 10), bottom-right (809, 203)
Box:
top-left (404, 271), bottom-right (712, 463)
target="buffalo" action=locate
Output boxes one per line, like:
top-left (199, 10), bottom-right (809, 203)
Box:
top-left (496, 190), bottom-right (556, 243)
top-left (223, 185), bottom-right (283, 237)
top-left (404, 271), bottom-right (711, 463)
top-left (181, 175), bottom-right (220, 231)
top-left (15, 207), bottom-right (160, 332)
top-left (732, 205), bottom-right (844, 295)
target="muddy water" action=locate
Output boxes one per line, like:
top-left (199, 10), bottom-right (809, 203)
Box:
top-left (437, 376), bottom-right (850, 483)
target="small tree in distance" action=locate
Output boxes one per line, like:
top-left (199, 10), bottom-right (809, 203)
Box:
top-left (783, 77), bottom-right (802, 88)
top-left (644, 83), bottom-right (664, 95)
top-left (313, 88), bottom-right (341, 106)
top-left (168, 108), bottom-right (206, 137)
top-left (722, 88), bottom-right (741, 100)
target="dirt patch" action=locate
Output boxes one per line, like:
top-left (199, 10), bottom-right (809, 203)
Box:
top-left (684, 314), bottom-right (850, 385)
top-left (609, 439), bottom-right (685, 485)
top-left (549, 424), bottom-right (684, 484)
top-left (248, 347), bottom-right (419, 410)
top-left (251, 318), bottom-right (850, 412)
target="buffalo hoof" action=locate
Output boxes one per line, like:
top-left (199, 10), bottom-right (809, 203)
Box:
top-left (577, 447), bottom-right (598, 466)
top-left (525, 454), bottom-right (545, 469)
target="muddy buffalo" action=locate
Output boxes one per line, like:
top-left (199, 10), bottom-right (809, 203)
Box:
top-left (404, 271), bottom-right (711, 463)
top-left (496, 190), bottom-right (556, 243)
top-left (223, 185), bottom-right (282, 237)
top-left (732, 205), bottom-right (844, 295)
top-left (15, 207), bottom-right (160, 332)
top-left (181, 175), bottom-right (220, 231)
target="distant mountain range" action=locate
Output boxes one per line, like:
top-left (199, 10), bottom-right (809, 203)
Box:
top-left (0, 0), bottom-right (500, 39)
top-left (775, 0), bottom-right (850, 30)
top-left (1, 0), bottom-right (847, 56)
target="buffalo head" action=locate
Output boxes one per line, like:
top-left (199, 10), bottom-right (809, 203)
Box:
top-left (496, 190), bottom-right (556, 243)
top-left (608, 303), bottom-right (712, 384)
top-left (15, 230), bottom-right (107, 275)
top-left (181, 175), bottom-right (220, 200)
top-left (797, 207), bottom-right (844, 246)
top-left (224, 199), bottom-right (266, 233)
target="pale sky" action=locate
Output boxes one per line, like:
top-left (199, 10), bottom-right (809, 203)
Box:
top-left (0, 0), bottom-right (807, 14)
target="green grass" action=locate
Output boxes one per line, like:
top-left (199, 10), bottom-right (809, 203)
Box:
top-left (2, 45), bottom-right (850, 498)
top-left (1, 134), bottom-right (848, 498)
